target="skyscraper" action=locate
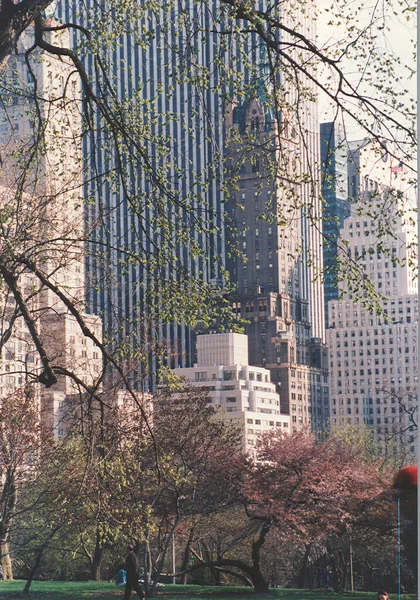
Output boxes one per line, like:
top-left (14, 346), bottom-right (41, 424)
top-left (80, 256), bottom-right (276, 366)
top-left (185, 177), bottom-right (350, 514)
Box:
top-left (327, 140), bottom-right (418, 456)
top-left (54, 1), bottom-right (326, 394)
top-left (224, 99), bottom-right (329, 432)
top-left (54, 1), bottom-right (232, 387)
top-left (0, 24), bottom-right (103, 436)
top-left (320, 121), bottom-right (350, 328)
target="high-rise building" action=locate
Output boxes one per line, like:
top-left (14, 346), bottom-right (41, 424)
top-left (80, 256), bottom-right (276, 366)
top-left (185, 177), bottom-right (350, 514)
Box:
top-left (0, 24), bottom-right (103, 438)
top-left (224, 99), bottom-right (329, 432)
top-left (54, 1), bottom-right (326, 392)
top-left (320, 122), bottom-right (350, 328)
top-left (327, 140), bottom-right (418, 456)
top-left (173, 332), bottom-right (290, 450)
top-left (57, 1), bottom-right (228, 388)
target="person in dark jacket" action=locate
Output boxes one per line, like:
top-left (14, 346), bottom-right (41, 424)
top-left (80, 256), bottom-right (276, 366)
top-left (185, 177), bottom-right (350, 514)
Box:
top-left (123, 545), bottom-right (144, 599)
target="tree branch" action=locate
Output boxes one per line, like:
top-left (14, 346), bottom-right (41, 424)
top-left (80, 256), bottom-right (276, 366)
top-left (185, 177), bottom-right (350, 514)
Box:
top-left (0, 0), bottom-right (54, 71)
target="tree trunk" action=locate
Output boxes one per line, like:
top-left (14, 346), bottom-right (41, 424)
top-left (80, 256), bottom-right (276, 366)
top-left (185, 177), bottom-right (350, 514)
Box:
top-left (338, 550), bottom-right (347, 591)
top-left (248, 521), bottom-right (271, 593)
top-left (213, 549), bottom-right (222, 586)
top-left (90, 540), bottom-right (103, 581)
top-left (298, 543), bottom-right (312, 589)
top-left (329, 554), bottom-right (344, 593)
top-left (23, 526), bottom-right (60, 592)
top-left (178, 521), bottom-right (271, 596)
top-left (180, 539), bottom-right (191, 585)
top-left (24, 546), bottom-right (45, 593)
top-left (202, 542), bottom-right (221, 585)
top-left (249, 566), bottom-right (270, 593)
top-left (1, 542), bottom-right (13, 580)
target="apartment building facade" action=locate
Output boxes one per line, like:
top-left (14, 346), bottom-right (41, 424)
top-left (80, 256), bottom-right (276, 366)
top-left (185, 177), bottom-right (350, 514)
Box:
top-left (327, 140), bottom-right (417, 456)
top-left (0, 25), bottom-right (103, 438)
top-left (173, 333), bottom-right (290, 450)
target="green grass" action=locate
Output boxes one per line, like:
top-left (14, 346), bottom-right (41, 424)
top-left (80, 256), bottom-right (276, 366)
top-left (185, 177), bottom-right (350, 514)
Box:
top-left (0, 581), bottom-right (416, 600)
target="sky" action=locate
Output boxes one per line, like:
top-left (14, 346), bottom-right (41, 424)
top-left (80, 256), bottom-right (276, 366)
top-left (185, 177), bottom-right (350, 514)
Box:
top-left (316, 0), bottom-right (416, 140)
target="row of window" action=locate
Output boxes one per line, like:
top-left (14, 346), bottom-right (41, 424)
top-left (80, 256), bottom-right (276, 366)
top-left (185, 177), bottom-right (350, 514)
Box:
top-left (246, 418), bottom-right (288, 427)
top-left (333, 326), bottom-right (417, 337)
top-left (331, 298), bottom-right (417, 310)
top-left (333, 340), bottom-right (417, 349)
top-left (334, 374), bottom-right (418, 390)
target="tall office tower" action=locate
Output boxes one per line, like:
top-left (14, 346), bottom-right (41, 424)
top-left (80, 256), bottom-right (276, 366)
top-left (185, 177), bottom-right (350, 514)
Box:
top-left (173, 332), bottom-right (290, 450)
top-left (327, 140), bottom-right (418, 456)
top-left (225, 99), bottom-right (329, 432)
top-left (54, 1), bottom-right (326, 390)
top-left (0, 24), bottom-right (103, 437)
top-left (56, 1), bottom-right (228, 389)
top-left (320, 122), bottom-right (350, 328)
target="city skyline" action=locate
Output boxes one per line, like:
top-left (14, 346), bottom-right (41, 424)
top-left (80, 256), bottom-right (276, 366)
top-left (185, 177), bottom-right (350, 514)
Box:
top-left (55, 0), bottom-right (329, 391)
top-left (0, 0), bottom-right (417, 590)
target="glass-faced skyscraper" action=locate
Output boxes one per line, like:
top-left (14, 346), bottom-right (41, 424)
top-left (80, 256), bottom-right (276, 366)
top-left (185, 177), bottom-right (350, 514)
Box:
top-left (56, 1), bottom-right (230, 388)
top-left (320, 121), bottom-right (351, 328)
top-left (56, 1), bottom-right (326, 392)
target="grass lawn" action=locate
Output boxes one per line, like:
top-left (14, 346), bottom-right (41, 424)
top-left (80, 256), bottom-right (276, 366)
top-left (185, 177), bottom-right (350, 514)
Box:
top-left (0, 581), bottom-right (416, 600)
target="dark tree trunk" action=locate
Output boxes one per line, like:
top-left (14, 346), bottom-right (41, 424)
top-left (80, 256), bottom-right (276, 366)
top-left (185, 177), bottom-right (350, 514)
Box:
top-left (23, 527), bottom-right (59, 593)
top-left (180, 527), bottom-right (196, 585)
top-left (90, 545), bottom-right (103, 581)
top-left (202, 542), bottom-right (221, 585)
top-left (338, 550), bottom-right (347, 591)
top-left (24, 546), bottom-right (45, 593)
top-left (330, 553), bottom-right (344, 592)
top-left (213, 549), bottom-right (223, 586)
top-left (177, 520), bottom-right (272, 595)
top-left (249, 566), bottom-right (270, 593)
top-left (181, 544), bottom-right (190, 585)
top-left (248, 521), bottom-right (271, 593)
top-left (298, 543), bottom-right (312, 589)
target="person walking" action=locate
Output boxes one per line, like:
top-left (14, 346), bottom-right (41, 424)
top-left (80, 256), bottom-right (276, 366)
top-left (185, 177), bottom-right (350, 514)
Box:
top-left (123, 544), bottom-right (144, 599)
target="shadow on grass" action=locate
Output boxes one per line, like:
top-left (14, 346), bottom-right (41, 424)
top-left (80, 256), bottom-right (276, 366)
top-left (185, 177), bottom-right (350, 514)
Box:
top-left (0, 582), bottom-right (416, 600)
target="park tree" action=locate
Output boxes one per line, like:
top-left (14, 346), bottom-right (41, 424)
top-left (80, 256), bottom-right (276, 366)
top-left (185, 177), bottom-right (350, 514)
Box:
top-left (105, 385), bottom-right (245, 597)
top-left (10, 437), bottom-right (88, 590)
top-left (244, 431), bottom-right (390, 591)
top-left (178, 430), bottom-right (392, 593)
top-left (14, 385), bottom-right (244, 592)
top-left (0, 385), bottom-right (42, 579)
top-left (7, 387), bottom-right (152, 587)
top-left (175, 508), bottom-right (258, 587)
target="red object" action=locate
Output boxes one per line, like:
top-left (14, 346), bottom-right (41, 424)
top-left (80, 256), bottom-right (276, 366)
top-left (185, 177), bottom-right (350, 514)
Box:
top-left (393, 465), bottom-right (418, 490)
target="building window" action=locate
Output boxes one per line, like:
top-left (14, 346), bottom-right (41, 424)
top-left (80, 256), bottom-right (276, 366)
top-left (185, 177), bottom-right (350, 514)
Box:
top-left (223, 371), bottom-right (235, 381)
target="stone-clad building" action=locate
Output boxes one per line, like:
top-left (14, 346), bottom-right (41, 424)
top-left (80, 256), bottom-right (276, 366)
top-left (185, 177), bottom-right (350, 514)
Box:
top-left (173, 332), bottom-right (290, 450)
top-left (224, 99), bottom-right (329, 432)
top-left (327, 140), bottom-right (417, 456)
top-left (0, 24), bottom-right (103, 438)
